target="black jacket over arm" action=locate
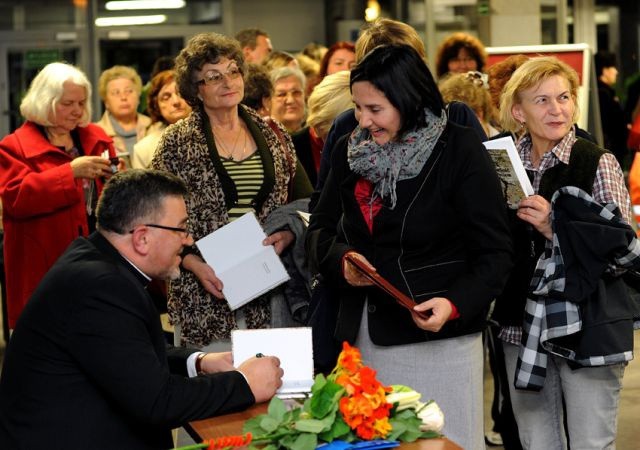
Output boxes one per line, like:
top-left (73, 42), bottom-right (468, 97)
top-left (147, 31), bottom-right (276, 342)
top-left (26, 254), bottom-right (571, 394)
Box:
top-left (0, 232), bottom-right (254, 450)
top-left (306, 122), bottom-right (513, 346)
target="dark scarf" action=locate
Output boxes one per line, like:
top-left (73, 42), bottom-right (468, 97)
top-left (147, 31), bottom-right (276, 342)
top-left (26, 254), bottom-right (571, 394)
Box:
top-left (347, 108), bottom-right (446, 208)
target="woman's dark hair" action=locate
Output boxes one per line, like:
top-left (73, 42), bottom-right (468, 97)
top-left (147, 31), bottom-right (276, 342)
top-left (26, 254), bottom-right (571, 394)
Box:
top-left (242, 63), bottom-right (273, 112)
top-left (146, 70), bottom-right (176, 124)
top-left (174, 32), bottom-right (245, 107)
top-left (594, 50), bottom-right (617, 76)
top-left (435, 32), bottom-right (487, 78)
top-left (350, 44), bottom-right (444, 136)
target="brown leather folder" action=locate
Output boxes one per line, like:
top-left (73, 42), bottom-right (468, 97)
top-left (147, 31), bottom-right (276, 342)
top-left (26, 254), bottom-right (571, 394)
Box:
top-left (345, 253), bottom-right (430, 319)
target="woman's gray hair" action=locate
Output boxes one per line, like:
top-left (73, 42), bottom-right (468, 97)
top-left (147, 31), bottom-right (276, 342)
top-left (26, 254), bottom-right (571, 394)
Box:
top-left (97, 65), bottom-right (143, 101)
top-left (270, 66), bottom-right (306, 91)
top-left (20, 62), bottom-right (92, 127)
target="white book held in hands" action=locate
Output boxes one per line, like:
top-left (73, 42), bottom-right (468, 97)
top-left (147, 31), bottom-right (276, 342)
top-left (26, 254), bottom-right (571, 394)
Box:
top-left (195, 212), bottom-right (290, 310)
top-left (483, 136), bottom-right (535, 209)
top-left (232, 327), bottom-right (314, 398)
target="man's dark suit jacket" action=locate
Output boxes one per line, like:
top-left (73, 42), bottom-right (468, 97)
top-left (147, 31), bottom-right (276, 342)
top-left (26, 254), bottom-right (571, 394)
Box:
top-left (0, 232), bottom-right (254, 449)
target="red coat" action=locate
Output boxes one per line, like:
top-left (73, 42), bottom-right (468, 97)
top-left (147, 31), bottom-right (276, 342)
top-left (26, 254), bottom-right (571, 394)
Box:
top-left (0, 121), bottom-right (115, 328)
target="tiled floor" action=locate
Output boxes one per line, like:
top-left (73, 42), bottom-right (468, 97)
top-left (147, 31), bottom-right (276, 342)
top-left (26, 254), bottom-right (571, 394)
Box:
top-left (483, 330), bottom-right (640, 449)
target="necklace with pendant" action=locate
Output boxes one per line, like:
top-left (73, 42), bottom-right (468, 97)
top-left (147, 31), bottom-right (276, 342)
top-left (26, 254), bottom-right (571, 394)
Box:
top-left (213, 124), bottom-right (246, 161)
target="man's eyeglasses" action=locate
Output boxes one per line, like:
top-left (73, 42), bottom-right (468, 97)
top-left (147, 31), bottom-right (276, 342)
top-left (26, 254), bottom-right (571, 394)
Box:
top-left (196, 65), bottom-right (242, 87)
top-left (129, 221), bottom-right (192, 238)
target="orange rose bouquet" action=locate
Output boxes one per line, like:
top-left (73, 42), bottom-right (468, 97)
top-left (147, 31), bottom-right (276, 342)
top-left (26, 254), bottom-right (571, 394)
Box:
top-left (242, 342), bottom-right (444, 449)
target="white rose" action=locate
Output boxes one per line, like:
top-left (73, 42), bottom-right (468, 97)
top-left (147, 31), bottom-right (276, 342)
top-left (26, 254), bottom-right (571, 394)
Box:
top-left (417, 401), bottom-right (445, 433)
top-left (386, 390), bottom-right (421, 411)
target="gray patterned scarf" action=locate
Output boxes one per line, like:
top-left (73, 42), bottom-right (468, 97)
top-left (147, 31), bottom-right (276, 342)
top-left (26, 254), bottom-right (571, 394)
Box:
top-left (347, 108), bottom-right (447, 209)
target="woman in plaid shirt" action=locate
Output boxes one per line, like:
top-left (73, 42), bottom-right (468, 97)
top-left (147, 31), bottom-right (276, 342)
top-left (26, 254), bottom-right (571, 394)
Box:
top-left (493, 56), bottom-right (632, 450)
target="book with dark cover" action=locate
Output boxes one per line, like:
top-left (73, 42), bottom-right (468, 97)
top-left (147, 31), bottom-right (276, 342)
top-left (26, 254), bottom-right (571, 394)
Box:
top-left (345, 253), bottom-right (430, 319)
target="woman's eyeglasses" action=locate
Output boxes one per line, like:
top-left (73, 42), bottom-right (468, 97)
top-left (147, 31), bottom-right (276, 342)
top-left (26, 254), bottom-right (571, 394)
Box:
top-left (196, 65), bottom-right (242, 86)
top-left (273, 89), bottom-right (304, 102)
top-left (465, 71), bottom-right (489, 89)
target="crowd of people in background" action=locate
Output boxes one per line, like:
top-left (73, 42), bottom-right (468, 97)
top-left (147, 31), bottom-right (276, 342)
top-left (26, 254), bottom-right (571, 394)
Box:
top-left (0, 18), bottom-right (639, 450)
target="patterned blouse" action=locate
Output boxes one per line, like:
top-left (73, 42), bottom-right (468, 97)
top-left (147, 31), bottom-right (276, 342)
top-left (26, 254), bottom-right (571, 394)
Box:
top-left (151, 104), bottom-right (304, 345)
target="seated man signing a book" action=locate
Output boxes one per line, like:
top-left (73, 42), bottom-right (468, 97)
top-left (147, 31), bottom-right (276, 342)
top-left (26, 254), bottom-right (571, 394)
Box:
top-left (0, 170), bottom-right (283, 450)
top-left (306, 45), bottom-right (513, 450)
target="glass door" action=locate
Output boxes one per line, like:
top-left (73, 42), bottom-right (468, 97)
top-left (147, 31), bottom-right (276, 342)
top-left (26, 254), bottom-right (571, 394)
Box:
top-left (0, 43), bottom-right (81, 138)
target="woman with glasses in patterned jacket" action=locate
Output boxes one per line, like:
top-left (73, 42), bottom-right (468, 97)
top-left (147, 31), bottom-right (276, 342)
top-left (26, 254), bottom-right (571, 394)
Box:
top-left (151, 32), bottom-right (312, 351)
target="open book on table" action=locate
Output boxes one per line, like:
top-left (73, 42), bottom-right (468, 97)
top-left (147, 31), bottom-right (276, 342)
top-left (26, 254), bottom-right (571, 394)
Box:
top-left (232, 327), bottom-right (314, 398)
top-left (195, 212), bottom-right (290, 310)
top-left (483, 136), bottom-right (534, 209)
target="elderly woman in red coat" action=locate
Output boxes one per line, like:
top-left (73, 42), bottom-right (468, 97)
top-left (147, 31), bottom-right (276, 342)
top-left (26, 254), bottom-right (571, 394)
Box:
top-left (0, 62), bottom-right (117, 328)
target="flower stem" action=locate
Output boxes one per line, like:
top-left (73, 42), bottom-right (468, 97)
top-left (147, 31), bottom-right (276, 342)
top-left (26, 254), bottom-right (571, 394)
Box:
top-left (172, 443), bottom-right (208, 450)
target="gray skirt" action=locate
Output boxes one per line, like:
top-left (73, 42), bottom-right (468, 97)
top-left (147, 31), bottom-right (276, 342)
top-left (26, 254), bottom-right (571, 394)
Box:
top-left (355, 307), bottom-right (485, 450)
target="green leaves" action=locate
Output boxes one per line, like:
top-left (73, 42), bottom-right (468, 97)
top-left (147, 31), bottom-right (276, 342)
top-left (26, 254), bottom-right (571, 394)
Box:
top-left (243, 365), bottom-right (442, 448)
top-left (243, 397), bottom-right (299, 444)
top-left (318, 414), bottom-right (353, 443)
top-left (259, 416), bottom-right (280, 433)
top-left (267, 396), bottom-right (287, 423)
top-left (386, 408), bottom-right (424, 442)
top-left (280, 432), bottom-right (317, 450)
top-left (243, 374), bottom-right (350, 449)
top-left (295, 418), bottom-right (328, 433)
top-left (308, 374), bottom-right (344, 419)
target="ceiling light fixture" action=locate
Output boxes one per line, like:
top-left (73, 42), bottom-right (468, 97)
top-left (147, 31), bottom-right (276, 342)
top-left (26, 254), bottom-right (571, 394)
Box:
top-left (95, 14), bottom-right (168, 26)
top-left (105, 0), bottom-right (185, 11)
top-left (365, 0), bottom-right (381, 22)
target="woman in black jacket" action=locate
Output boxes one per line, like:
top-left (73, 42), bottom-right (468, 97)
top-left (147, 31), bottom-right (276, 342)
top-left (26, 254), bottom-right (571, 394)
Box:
top-left (306, 45), bottom-right (513, 449)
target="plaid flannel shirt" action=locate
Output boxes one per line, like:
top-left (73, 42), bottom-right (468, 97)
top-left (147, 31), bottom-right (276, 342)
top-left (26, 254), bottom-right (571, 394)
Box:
top-left (514, 187), bottom-right (640, 391)
top-left (499, 128), bottom-right (631, 345)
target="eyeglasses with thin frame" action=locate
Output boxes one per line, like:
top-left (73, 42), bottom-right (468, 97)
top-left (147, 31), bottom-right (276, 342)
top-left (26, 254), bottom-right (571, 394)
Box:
top-left (108, 87), bottom-right (136, 97)
top-left (273, 89), bottom-right (304, 102)
top-left (450, 57), bottom-right (476, 64)
top-left (195, 65), bottom-right (242, 87)
top-left (129, 220), bottom-right (192, 238)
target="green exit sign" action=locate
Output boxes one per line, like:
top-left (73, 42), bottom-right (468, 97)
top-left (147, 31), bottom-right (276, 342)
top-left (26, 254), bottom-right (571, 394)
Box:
top-left (478, 0), bottom-right (490, 16)
top-left (25, 49), bottom-right (61, 70)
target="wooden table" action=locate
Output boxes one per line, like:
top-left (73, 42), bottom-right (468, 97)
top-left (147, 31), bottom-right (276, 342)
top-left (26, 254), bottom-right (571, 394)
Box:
top-left (186, 403), bottom-right (462, 450)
